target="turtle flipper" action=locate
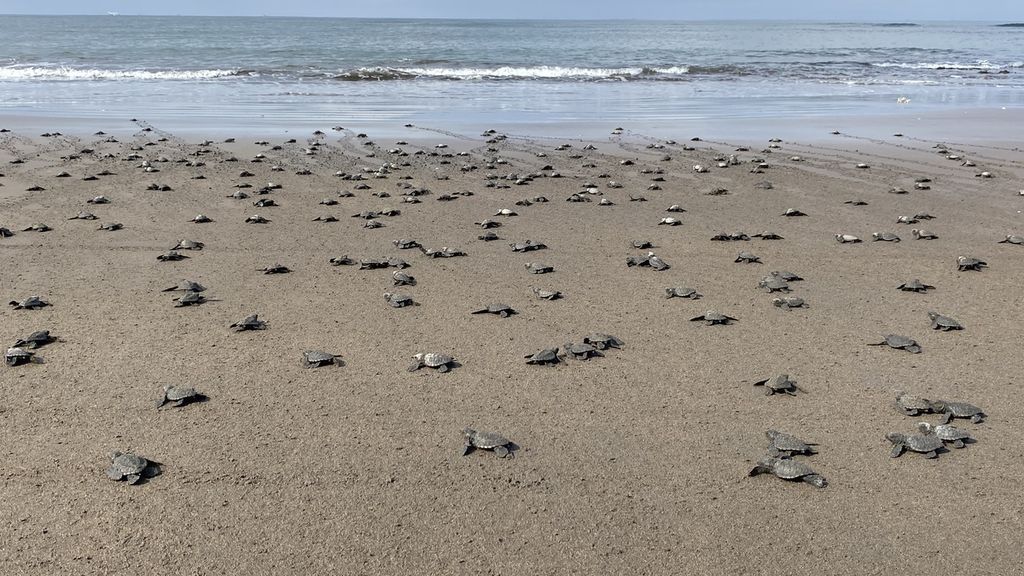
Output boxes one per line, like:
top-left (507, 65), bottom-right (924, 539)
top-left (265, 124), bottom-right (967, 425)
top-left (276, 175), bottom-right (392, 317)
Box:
top-left (125, 474), bottom-right (142, 485)
top-left (407, 362), bottom-right (422, 372)
top-left (971, 414), bottom-right (983, 424)
top-left (940, 412), bottom-right (953, 425)
top-left (461, 443), bottom-right (472, 456)
top-left (923, 450), bottom-right (937, 459)
top-left (494, 446), bottom-right (509, 458)
top-left (889, 443), bottom-right (906, 458)
top-left (952, 439), bottom-right (965, 449)
top-left (105, 467), bottom-right (123, 480)
top-left (437, 364), bottom-right (449, 373)
top-left (803, 474), bottom-right (827, 488)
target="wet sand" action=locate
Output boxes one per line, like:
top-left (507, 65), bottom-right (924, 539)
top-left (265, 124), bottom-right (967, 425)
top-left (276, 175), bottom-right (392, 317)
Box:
top-left (1, 118), bottom-right (1023, 575)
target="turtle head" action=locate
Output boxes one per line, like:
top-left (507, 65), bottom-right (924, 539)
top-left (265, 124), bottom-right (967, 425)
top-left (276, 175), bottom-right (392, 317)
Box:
top-left (764, 430), bottom-right (779, 441)
top-left (885, 432), bottom-right (906, 444)
top-left (893, 389), bottom-right (906, 399)
top-left (926, 311), bottom-right (939, 320)
top-left (929, 400), bottom-right (948, 412)
top-left (916, 422), bottom-right (933, 434)
top-left (412, 353), bottom-right (425, 361)
top-left (461, 428), bottom-right (476, 440)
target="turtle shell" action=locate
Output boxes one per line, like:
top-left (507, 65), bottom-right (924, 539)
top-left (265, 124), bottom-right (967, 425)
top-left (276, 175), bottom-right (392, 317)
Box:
top-left (905, 433), bottom-right (944, 453)
top-left (465, 429), bottom-right (510, 450)
top-left (108, 452), bottom-right (148, 479)
top-left (5, 347), bottom-right (35, 366)
top-left (766, 430), bottom-right (813, 454)
top-left (164, 385), bottom-right (197, 402)
top-left (525, 348), bottom-right (560, 363)
top-left (420, 353), bottom-right (453, 368)
top-left (770, 458), bottom-right (817, 480)
top-left (939, 401), bottom-right (983, 418)
top-left (583, 333), bottom-right (624, 349)
top-left (895, 391), bottom-right (931, 413)
top-left (303, 350), bottom-right (337, 367)
top-left (933, 425), bottom-right (971, 442)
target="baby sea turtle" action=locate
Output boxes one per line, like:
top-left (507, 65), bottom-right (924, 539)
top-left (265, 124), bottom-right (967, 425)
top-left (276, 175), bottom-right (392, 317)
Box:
top-left (230, 313), bottom-right (267, 331)
top-left (86, 195), bottom-right (110, 204)
top-left (658, 217), bottom-right (682, 226)
top-left (9, 296), bottom-right (49, 310)
top-left (68, 211), bottom-right (97, 220)
top-left (772, 296), bottom-right (807, 310)
top-left (872, 232), bottom-right (900, 242)
top-left (869, 334), bottom-right (921, 354)
top-left (106, 452), bottom-right (160, 485)
top-left (919, 422), bottom-right (972, 448)
top-left (782, 208), bottom-right (807, 217)
top-left (835, 233), bottom-right (861, 243)
top-left (97, 222), bottom-right (123, 231)
top-left (563, 342), bottom-right (603, 360)
top-left (525, 262), bottom-right (554, 274)
top-left (392, 270), bottom-right (416, 286)
top-left (753, 374), bottom-right (802, 396)
top-left (897, 279), bottom-right (934, 293)
top-left (532, 288), bottom-right (562, 300)
top-left (462, 428), bottom-right (514, 458)
top-left (245, 214), bottom-right (270, 224)
top-left (157, 250), bottom-right (188, 262)
top-left (303, 350), bottom-right (341, 368)
top-left (956, 256), bottom-right (986, 271)
top-left (478, 231), bottom-right (500, 241)
top-left (471, 304), bottom-right (516, 318)
top-left (383, 292), bottom-right (416, 308)
top-left (162, 280), bottom-right (206, 293)
top-left (329, 255), bottom-right (354, 266)
top-left (894, 390), bottom-right (932, 416)
top-left (665, 286), bottom-right (701, 299)
top-left (0, 227), bottom-right (14, 238)
top-left (393, 239), bottom-right (421, 249)
top-left (312, 215), bottom-right (338, 223)
top-left (690, 310), bottom-right (737, 325)
top-left (190, 214), bottom-right (213, 223)
top-left (887, 429), bottom-right (944, 459)
top-left (930, 400), bottom-right (985, 424)
top-left (998, 234), bottom-right (1024, 245)
top-left (173, 291), bottom-right (207, 307)
top-left (525, 348), bottom-right (561, 365)
top-left (12, 330), bottom-right (56, 349)
top-left (156, 385), bottom-right (204, 408)
top-left (748, 456), bottom-right (827, 488)
top-left (5, 347), bottom-right (36, 366)
top-left (258, 264), bottom-right (291, 274)
top-left (928, 311), bottom-right (962, 331)
top-left (770, 270), bottom-right (803, 282)
top-left (759, 276), bottom-right (790, 292)
top-left (494, 208), bottom-right (517, 216)
top-left (509, 240), bottom-right (546, 252)
top-left (408, 352), bottom-right (456, 373)
top-left (765, 430), bottom-right (816, 456)
top-left (752, 231), bottom-right (784, 240)
top-left (910, 229), bottom-right (938, 240)
top-left (583, 333), bottom-right (624, 350)
top-left (172, 239), bottom-right (204, 251)
top-left (735, 251), bottom-right (761, 263)
top-left (22, 223), bottom-right (52, 232)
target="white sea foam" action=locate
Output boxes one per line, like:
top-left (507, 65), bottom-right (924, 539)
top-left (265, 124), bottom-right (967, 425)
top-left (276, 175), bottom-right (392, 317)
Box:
top-left (873, 60), bottom-right (1022, 71)
top-left (0, 66), bottom-right (242, 81)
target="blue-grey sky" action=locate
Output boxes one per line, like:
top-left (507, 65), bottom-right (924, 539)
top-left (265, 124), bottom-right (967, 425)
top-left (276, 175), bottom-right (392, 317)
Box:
top-left (2, 0), bottom-right (1022, 21)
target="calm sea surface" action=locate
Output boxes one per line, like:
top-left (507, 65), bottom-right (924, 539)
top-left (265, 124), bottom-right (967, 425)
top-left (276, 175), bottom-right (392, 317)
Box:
top-left (1, 16), bottom-right (1022, 135)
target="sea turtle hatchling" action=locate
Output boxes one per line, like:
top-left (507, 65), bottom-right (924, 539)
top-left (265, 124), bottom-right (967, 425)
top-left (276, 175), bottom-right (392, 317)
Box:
top-left (911, 229), bottom-right (938, 240)
top-left (471, 303), bottom-right (516, 318)
top-left (525, 262), bottom-right (554, 274)
top-left (245, 214), bottom-right (270, 224)
top-left (897, 279), bottom-right (934, 293)
top-left (9, 296), bottom-right (49, 310)
top-left (68, 211), bottom-right (97, 220)
top-left (869, 334), bottom-right (921, 354)
top-left (753, 374), bottom-right (802, 396)
top-left (5, 347), bottom-right (36, 366)
top-left (835, 233), bottom-right (861, 243)
top-left (928, 311), bottom-right (962, 331)
top-left (190, 214), bottom-right (213, 223)
top-left (748, 456), bottom-right (827, 488)
top-left (383, 292), bottom-right (416, 308)
top-left (12, 330), bottom-right (57, 349)
top-left (919, 422), bottom-right (972, 448)
top-left (532, 288), bottom-right (562, 300)
top-left (22, 223), bottom-right (52, 232)
top-left (462, 428), bottom-right (514, 458)
top-left (956, 256), bottom-right (987, 271)
top-left (525, 348), bottom-right (561, 365)
top-left (772, 296), bottom-right (807, 310)
top-left (658, 217), bottom-right (682, 226)
top-left (886, 429), bottom-right (944, 459)
top-left (765, 430), bottom-right (816, 456)
top-left (392, 270), bottom-right (416, 286)
top-left (173, 291), bottom-right (208, 307)
top-left (156, 385), bottom-right (204, 408)
top-left (563, 342), bottom-right (604, 360)
top-left (872, 232), bottom-right (901, 242)
top-left (665, 286), bottom-right (701, 299)
top-left (230, 313), bottom-right (267, 331)
top-left (106, 452), bottom-right (160, 485)
top-left (172, 239), bottom-right (204, 251)
top-left (509, 240), bottom-right (546, 252)
top-left (894, 390), bottom-right (933, 416)
top-left (258, 264), bottom-right (291, 274)
top-left (690, 310), bottom-right (737, 325)
top-left (157, 251), bottom-right (188, 262)
top-left (759, 276), bottom-right (790, 292)
top-left (97, 222), bottom-right (123, 231)
top-left (303, 350), bottom-right (341, 368)
top-left (583, 333), bottom-right (625, 350)
top-left (929, 400), bottom-right (985, 424)
top-left (408, 352), bottom-right (456, 373)
top-left (735, 251), bottom-right (761, 263)
top-left (998, 234), bottom-right (1024, 245)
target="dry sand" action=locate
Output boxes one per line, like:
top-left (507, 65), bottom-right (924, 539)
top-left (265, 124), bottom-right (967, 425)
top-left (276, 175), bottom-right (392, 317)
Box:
top-left (1, 119), bottom-right (1023, 575)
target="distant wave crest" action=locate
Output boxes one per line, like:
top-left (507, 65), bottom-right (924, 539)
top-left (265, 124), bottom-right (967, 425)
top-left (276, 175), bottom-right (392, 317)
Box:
top-left (327, 65), bottom-right (752, 82)
top-left (873, 60), bottom-right (1022, 71)
top-left (0, 66), bottom-right (244, 81)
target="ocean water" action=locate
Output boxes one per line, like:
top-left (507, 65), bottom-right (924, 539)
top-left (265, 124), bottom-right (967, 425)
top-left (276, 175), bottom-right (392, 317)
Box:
top-left (1, 16), bottom-right (1022, 135)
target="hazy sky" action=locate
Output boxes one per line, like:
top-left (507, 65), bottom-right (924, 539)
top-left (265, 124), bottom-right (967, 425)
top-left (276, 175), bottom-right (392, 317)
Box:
top-left (2, 0), bottom-right (1022, 21)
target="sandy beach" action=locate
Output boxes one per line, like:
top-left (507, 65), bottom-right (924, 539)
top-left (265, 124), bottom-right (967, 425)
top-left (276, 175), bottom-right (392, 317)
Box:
top-left (1, 116), bottom-right (1023, 575)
